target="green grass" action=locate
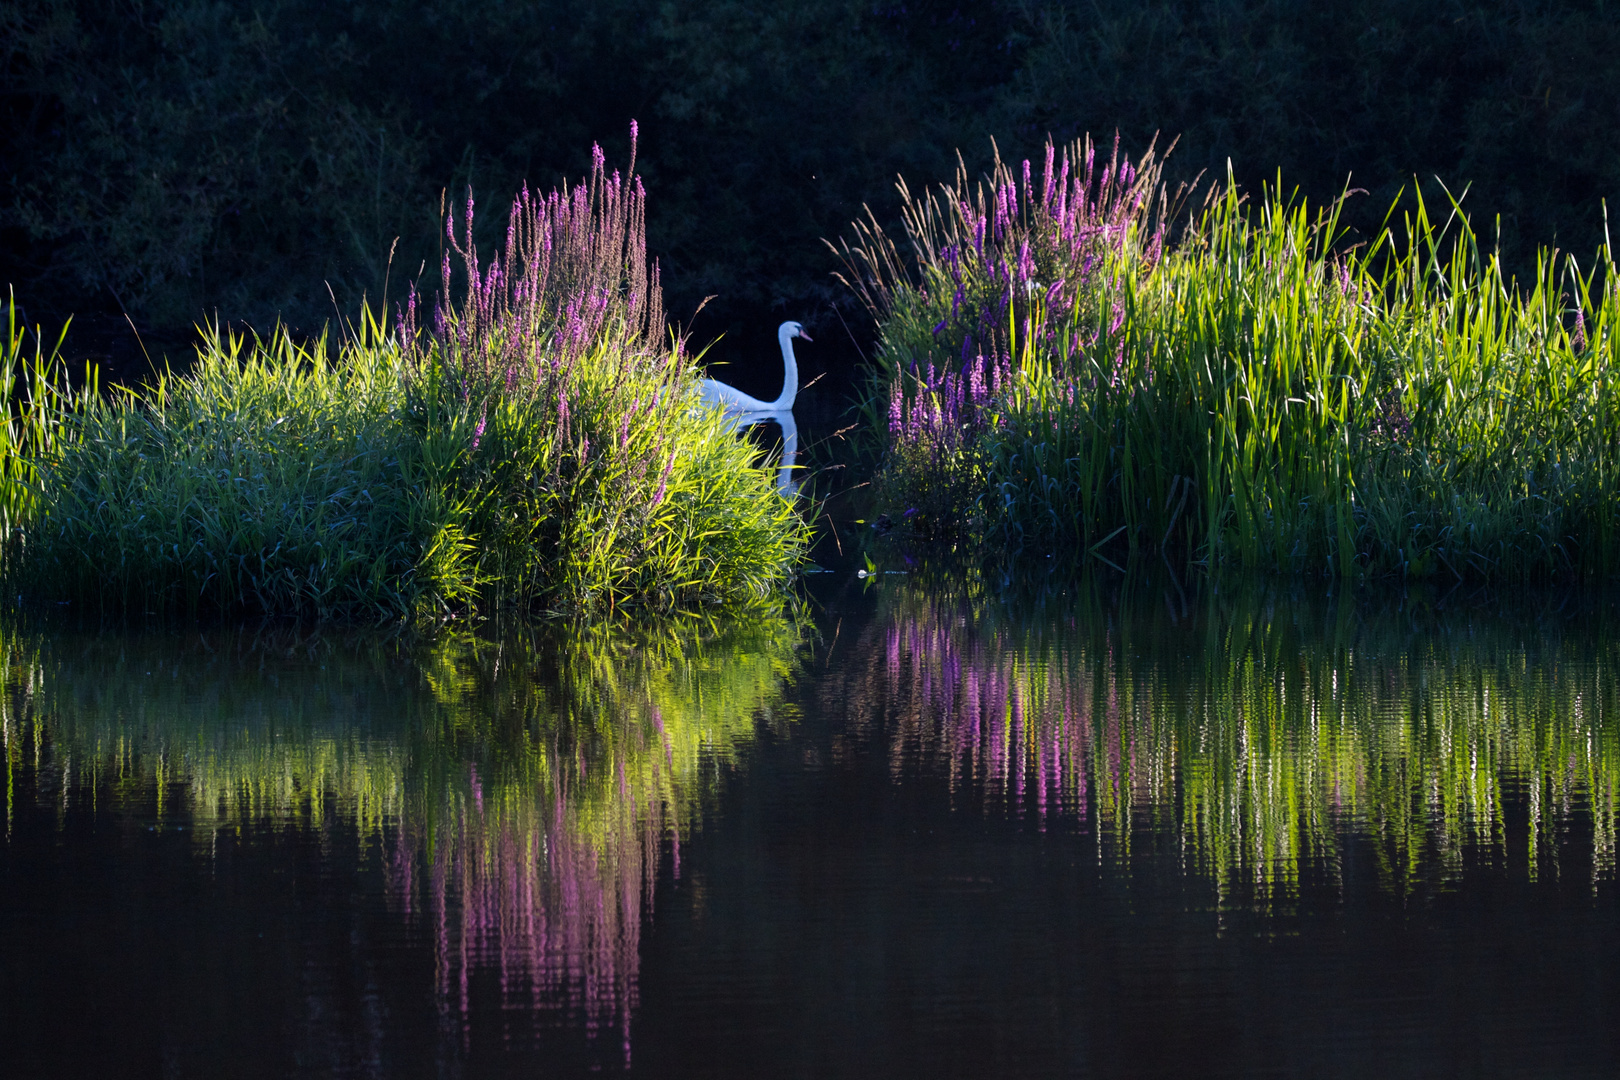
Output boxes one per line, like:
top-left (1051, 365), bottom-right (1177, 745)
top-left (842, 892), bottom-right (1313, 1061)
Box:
top-left (844, 139), bottom-right (1620, 581)
top-left (3, 312), bottom-right (804, 620)
top-left (0, 141), bottom-right (808, 621)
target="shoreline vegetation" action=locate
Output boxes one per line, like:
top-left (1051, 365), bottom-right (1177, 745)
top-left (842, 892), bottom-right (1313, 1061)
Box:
top-left (5, 126), bottom-right (1618, 623)
top-left (839, 135), bottom-right (1619, 582)
top-left (0, 133), bottom-right (807, 622)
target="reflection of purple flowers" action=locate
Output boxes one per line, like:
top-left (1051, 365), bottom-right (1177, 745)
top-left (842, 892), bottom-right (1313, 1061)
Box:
top-left (869, 613), bottom-right (1108, 827)
top-left (845, 593), bottom-right (1620, 902)
top-left (387, 752), bottom-right (680, 1069)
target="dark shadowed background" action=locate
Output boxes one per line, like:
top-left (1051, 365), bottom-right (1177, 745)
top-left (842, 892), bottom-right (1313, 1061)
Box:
top-left (4, 0), bottom-right (1617, 394)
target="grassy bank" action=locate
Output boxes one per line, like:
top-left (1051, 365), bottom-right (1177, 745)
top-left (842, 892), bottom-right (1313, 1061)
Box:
top-left (1, 137), bottom-right (806, 620)
top-left (841, 137), bottom-right (1620, 581)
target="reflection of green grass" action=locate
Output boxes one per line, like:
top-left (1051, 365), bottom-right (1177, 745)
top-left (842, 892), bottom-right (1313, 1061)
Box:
top-left (2, 606), bottom-right (801, 841)
top-left (1, 607), bottom-right (802, 1054)
top-left (840, 579), bottom-right (1620, 903)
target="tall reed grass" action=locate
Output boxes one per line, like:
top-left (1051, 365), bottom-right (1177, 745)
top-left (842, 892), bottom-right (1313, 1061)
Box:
top-left (5, 131), bottom-right (806, 620)
top-left (839, 138), bottom-right (1620, 580)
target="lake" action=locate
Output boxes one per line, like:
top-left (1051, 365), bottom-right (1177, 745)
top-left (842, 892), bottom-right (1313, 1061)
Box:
top-left (3, 575), bottom-right (1617, 1078)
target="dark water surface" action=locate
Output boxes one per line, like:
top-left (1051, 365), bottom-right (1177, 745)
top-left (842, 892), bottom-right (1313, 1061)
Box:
top-left (3, 578), bottom-right (1618, 1078)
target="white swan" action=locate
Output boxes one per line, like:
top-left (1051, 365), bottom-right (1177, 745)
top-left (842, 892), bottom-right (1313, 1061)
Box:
top-left (698, 321), bottom-right (811, 414)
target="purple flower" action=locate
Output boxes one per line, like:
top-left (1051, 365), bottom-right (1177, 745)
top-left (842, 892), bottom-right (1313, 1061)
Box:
top-left (649, 451), bottom-right (675, 509)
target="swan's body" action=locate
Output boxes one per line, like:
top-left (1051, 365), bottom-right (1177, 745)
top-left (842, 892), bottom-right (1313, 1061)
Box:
top-left (698, 321), bottom-right (810, 414)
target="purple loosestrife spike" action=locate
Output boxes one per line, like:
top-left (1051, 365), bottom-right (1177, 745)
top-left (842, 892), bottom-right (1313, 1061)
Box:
top-left (650, 451), bottom-right (675, 509)
top-left (1573, 308), bottom-right (1588, 351)
top-left (933, 320), bottom-right (947, 336)
top-left (889, 381), bottom-right (903, 437)
top-left (472, 413), bottom-right (486, 452)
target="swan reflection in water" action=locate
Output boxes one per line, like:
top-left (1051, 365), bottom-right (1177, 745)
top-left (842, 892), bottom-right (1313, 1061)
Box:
top-left (698, 321), bottom-right (809, 498)
top-left (729, 409), bottom-right (799, 498)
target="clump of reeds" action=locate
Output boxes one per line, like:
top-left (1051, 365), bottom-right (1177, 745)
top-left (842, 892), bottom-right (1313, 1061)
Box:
top-left (20, 317), bottom-right (429, 618)
top-left (0, 294), bottom-right (98, 543)
top-left (8, 129), bottom-right (806, 620)
top-left (833, 135), bottom-right (1176, 540)
top-left (396, 127), bottom-right (805, 614)
top-left (840, 136), bottom-right (1620, 580)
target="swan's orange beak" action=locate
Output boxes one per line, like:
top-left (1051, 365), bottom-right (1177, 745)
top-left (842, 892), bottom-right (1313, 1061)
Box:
top-left (797, 329), bottom-right (813, 342)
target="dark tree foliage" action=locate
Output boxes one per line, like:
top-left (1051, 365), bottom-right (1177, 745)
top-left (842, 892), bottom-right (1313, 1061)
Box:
top-left (998, 1), bottom-right (1620, 277)
top-left (3, 0), bottom-right (1617, 356)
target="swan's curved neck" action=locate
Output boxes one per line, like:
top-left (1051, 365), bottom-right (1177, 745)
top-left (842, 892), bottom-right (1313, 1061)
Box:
top-left (772, 325), bottom-right (799, 410)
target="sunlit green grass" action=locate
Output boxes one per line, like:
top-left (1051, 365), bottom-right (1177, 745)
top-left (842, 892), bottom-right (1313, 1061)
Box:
top-left (848, 140), bottom-right (1620, 580)
top-left (0, 307), bottom-right (805, 621)
top-left (0, 135), bottom-right (807, 622)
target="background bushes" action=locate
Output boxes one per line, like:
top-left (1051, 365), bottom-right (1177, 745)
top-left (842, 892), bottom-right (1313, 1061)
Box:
top-left (3, 1), bottom-right (1618, 372)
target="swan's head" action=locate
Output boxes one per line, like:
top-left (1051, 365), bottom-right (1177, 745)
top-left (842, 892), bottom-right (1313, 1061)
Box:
top-left (780, 320), bottom-right (812, 343)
